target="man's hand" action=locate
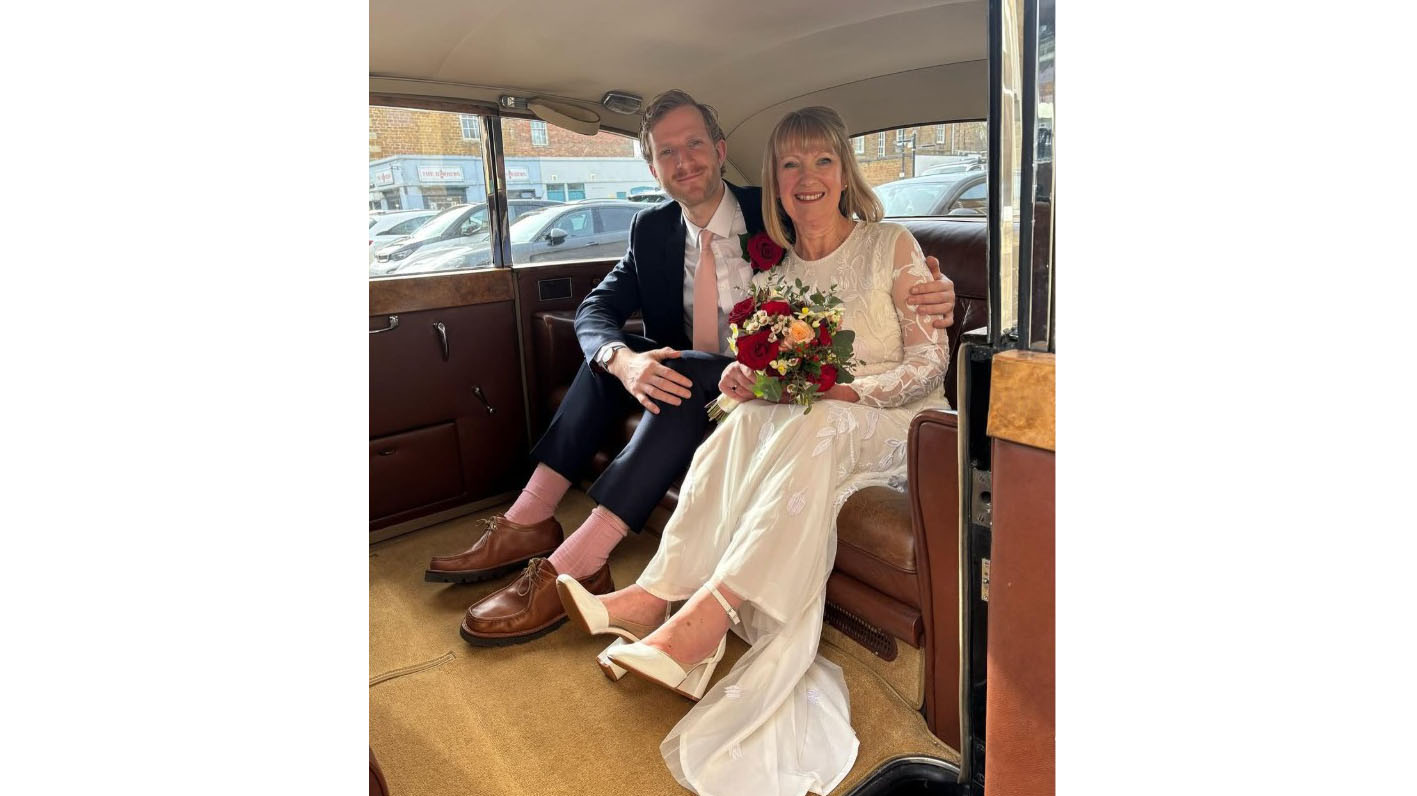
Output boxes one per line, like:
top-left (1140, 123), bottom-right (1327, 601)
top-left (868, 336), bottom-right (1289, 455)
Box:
top-left (718, 362), bottom-right (758, 402)
top-left (906, 255), bottom-right (956, 329)
top-left (607, 347), bottom-right (694, 415)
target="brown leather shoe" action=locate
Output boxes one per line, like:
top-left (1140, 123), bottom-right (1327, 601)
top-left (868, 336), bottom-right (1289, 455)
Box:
top-left (425, 515), bottom-right (563, 583)
top-left (459, 558), bottom-right (613, 646)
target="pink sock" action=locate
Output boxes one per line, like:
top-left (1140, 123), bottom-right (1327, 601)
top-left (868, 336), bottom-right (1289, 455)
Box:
top-left (503, 465), bottom-right (571, 525)
top-left (548, 506), bottom-right (629, 578)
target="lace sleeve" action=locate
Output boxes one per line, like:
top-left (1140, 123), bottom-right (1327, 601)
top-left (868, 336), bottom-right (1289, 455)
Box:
top-left (850, 227), bottom-right (949, 408)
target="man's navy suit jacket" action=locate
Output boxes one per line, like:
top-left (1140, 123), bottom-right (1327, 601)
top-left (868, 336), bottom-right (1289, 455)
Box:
top-left (574, 182), bottom-right (765, 363)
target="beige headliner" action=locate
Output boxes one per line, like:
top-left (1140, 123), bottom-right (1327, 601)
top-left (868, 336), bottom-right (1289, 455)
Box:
top-left (371, 0), bottom-right (986, 183)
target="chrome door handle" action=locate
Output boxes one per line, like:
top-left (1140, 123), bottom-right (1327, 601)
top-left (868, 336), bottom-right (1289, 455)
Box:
top-left (433, 321), bottom-right (449, 361)
top-left (370, 315), bottom-right (399, 334)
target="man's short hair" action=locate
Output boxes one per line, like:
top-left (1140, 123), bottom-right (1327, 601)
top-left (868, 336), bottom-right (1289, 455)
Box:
top-left (639, 89), bottom-right (728, 177)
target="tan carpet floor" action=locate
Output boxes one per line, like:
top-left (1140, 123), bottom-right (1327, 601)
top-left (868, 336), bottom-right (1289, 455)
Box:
top-left (370, 491), bottom-right (958, 795)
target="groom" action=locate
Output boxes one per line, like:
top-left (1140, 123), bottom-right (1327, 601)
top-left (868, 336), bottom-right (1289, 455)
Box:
top-left (427, 89), bottom-right (957, 645)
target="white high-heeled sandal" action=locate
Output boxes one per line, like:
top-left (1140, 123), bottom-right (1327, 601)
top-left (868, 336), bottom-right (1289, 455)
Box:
top-left (555, 574), bottom-right (670, 681)
top-left (604, 585), bottom-right (740, 701)
top-left (596, 599), bottom-right (672, 682)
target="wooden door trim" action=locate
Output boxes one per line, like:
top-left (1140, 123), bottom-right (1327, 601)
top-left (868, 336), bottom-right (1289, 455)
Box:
top-left (370, 269), bottom-right (515, 315)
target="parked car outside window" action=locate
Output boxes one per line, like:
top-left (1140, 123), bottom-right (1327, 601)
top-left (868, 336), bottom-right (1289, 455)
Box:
top-left (383, 199), bottom-right (645, 276)
top-left (875, 172), bottom-right (988, 217)
top-left (368, 210), bottom-right (438, 262)
top-left (371, 199), bottom-right (562, 265)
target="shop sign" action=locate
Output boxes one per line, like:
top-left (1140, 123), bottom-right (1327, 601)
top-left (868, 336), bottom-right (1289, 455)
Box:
top-left (418, 166), bottom-right (464, 182)
top-left (506, 166), bottom-right (531, 183)
top-left (374, 170), bottom-right (394, 186)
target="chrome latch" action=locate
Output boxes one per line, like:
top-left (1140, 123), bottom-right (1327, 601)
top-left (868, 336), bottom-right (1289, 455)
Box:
top-left (971, 470), bottom-right (992, 528)
top-left (981, 558), bottom-right (991, 602)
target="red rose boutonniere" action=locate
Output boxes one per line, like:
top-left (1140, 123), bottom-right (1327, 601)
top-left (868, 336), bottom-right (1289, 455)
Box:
top-left (739, 231), bottom-right (785, 272)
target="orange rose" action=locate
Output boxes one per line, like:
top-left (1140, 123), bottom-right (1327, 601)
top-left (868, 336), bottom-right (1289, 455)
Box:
top-left (787, 319), bottom-right (814, 346)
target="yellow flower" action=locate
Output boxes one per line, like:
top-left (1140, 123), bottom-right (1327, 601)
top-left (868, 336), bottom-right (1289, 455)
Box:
top-left (786, 319), bottom-right (814, 346)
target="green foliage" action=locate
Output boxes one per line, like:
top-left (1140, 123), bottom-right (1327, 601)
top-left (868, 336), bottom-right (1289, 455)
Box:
top-left (754, 372), bottom-right (784, 402)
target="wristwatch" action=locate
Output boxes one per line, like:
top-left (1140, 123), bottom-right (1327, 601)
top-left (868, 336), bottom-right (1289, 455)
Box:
top-left (594, 342), bottom-right (627, 371)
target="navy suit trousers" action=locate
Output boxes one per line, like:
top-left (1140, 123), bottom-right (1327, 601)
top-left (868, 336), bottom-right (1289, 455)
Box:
top-left (530, 334), bottom-right (732, 532)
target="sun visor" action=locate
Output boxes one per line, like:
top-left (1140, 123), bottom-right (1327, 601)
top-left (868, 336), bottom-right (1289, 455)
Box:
top-left (528, 99), bottom-right (601, 136)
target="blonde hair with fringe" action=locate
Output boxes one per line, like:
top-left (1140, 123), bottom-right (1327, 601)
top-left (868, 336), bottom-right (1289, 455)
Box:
top-left (761, 106), bottom-right (883, 249)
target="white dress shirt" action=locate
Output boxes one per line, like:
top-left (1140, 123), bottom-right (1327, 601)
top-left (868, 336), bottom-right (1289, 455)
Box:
top-left (596, 182), bottom-right (754, 366)
top-left (680, 183), bottom-right (755, 355)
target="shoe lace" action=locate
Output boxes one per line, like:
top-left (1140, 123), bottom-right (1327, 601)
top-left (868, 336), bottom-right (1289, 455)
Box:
top-left (514, 558), bottom-right (545, 597)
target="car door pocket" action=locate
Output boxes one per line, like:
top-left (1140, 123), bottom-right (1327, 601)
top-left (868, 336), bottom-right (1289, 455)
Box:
top-left (369, 422), bottom-right (465, 520)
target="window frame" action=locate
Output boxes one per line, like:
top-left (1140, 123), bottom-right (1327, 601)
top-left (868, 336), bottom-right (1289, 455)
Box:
top-left (853, 136), bottom-right (865, 155)
top-left (530, 120), bottom-right (549, 147)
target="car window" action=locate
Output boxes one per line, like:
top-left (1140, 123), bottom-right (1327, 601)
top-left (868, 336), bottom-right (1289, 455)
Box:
top-left (369, 218), bottom-right (378, 229)
top-left (405, 205), bottom-right (470, 243)
top-left (509, 211), bottom-right (552, 244)
top-left (510, 203), bottom-right (552, 222)
top-left (850, 121), bottom-right (988, 218)
top-left (554, 209), bottom-right (594, 238)
top-left (597, 207), bottom-right (638, 234)
top-left (877, 181), bottom-right (953, 216)
top-left (458, 207), bottom-right (487, 235)
top-left (385, 216), bottom-right (431, 235)
top-left (499, 118), bottom-right (652, 267)
top-left (947, 181), bottom-right (988, 215)
top-left (371, 105), bottom-right (653, 275)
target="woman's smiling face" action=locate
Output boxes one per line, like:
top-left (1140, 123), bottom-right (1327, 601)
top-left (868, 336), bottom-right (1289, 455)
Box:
top-left (775, 138), bottom-right (845, 227)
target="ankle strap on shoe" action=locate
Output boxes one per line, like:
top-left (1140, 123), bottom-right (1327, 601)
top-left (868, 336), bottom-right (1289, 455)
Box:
top-left (709, 586), bottom-right (740, 625)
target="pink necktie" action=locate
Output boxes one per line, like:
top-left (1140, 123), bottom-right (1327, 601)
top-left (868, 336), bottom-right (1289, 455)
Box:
top-left (692, 229), bottom-right (719, 352)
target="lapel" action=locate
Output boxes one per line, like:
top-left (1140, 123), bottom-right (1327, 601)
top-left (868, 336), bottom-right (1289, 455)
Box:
top-left (648, 207), bottom-right (688, 346)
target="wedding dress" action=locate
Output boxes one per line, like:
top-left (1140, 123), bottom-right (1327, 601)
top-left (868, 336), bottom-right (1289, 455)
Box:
top-left (635, 221), bottom-right (951, 796)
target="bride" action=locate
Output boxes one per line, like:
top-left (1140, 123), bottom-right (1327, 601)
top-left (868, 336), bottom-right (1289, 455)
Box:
top-left (556, 105), bottom-right (950, 796)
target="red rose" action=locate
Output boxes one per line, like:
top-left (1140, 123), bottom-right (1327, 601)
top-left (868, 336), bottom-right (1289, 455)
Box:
top-left (816, 325), bottom-right (832, 347)
top-left (744, 232), bottom-right (785, 272)
top-left (817, 364), bottom-right (838, 391)
top-left (735, 329), bottom-right (780, 370)
top-left (728, 296), bottom-right (755, 327)
top-left (760, 300), bottom-right (792, 316)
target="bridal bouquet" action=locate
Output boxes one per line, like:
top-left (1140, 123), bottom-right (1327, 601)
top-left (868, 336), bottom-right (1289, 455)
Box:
top-left (707, 278), bottom-right (857, 420)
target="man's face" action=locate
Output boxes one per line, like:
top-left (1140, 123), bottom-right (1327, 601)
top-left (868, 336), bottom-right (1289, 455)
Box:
top-left (646, 105), bottom-right (727, 210)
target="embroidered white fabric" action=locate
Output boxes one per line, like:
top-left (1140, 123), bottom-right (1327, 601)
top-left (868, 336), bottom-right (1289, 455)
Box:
top-left (636, 222), bottom-right (950, 796)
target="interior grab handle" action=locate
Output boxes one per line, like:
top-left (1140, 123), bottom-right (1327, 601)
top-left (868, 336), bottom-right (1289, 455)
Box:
top-left (434, 322), bottom-right (449, 361)
top-left (370, 315), bottom-right (399, 334)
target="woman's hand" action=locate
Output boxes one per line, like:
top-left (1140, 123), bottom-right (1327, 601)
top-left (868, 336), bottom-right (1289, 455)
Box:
top-left (821, 384), bottom-right (859, 402)
top-left (718, 362), bottom-right (758, 402)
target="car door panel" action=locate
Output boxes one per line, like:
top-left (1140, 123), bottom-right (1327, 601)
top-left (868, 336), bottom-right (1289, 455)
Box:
top-left (369, 269), bottom-right (528, 532)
